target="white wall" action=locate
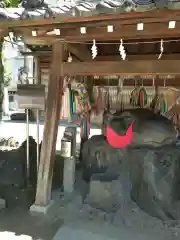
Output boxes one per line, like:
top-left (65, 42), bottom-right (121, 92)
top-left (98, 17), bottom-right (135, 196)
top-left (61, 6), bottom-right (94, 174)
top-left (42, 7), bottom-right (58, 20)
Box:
top-left (3, 42), bottom-right (34, 88)
top-left (0, 121), bottom-right (101, 151)
top-left (5, 56), bottom-right (34, 88)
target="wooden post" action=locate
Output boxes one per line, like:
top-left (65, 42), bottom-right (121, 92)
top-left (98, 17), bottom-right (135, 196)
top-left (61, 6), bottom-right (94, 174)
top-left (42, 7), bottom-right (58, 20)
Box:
top-left (34, 41), bottom-right (65, 206)
top-left (34, 57), bottom-right (41, 84)
top-left (31, 57), bottom-right (41, 120)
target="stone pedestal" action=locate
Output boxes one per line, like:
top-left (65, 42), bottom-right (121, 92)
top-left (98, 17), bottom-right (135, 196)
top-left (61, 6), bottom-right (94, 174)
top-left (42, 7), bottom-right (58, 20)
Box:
top-left (0, 198), bottom-right (5, 210)
top-left (63, 157), bottom-right (76, 193)
top-left (30, 200), bottom-right (54, 215)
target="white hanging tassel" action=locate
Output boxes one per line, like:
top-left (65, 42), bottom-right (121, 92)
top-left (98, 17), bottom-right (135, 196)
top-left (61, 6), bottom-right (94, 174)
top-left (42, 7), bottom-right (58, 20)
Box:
top-left (119, 39), bottom-right (126, 60)
top-left (67, 52), bottom-right (72, 62)
top-left (91, 39), bottom-right (97, 59)
top-left (158, 39), bottom-right (164, 59)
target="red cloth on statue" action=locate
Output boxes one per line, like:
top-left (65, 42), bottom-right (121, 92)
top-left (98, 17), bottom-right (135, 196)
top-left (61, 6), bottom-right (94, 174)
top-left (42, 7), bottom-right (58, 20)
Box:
top-left (106, 121), bottom-right (134, 148)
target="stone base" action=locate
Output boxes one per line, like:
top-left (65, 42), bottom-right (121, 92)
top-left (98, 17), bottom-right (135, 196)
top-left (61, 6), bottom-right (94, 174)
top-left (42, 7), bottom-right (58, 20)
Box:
top-left (30, 200), bottom-right (54, 215)
top-left (0, 198), bottom-right (5, 210)
top-left (63, 157), bottom-right (76, 193)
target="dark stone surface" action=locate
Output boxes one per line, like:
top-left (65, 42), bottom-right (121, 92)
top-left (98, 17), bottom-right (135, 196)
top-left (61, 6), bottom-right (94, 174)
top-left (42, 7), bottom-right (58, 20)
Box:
top-left (0, 186), bottom-right (36, 208)
top-left (82, 135), bottom-right (122, 182)
top-left (128, 144), bottom-right (180, 220)
top-left (0, 136), bottom-right (37, 188)
top-left (0, 137), bottom-right (64, 208)
top-left (84, 143), bottom-right (180, 220)
top-left (103, 108), bottom-right (176, 146)
top-left (82, 109), bottom-right (180, 220)
top-left (84, 176), bottom-right (122, 212)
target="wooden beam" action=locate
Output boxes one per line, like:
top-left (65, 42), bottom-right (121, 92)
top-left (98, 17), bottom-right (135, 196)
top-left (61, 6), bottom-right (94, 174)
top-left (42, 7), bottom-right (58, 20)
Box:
top-left (96, 54), bottom-right (180, 61)
top-left (1, 10), bottom-right (180, 29)
top-left (56, 22), bottom-right (180, 41)
top-left (22, 50), bottom-right (79, 62)
top-left (67, 44), bottom-right (92, 61)
top-left (34, 57), bottom-right (41, 84)
top-left (23, 38), bottom-right (91, 61)
top-left (0, 30), bottom-right (9, 38)
top-left (35, 41), bottom-right (65, 206)
top-left (63, 60), bottom-right (180, 76)
top-left (22, 52), bottom-right (180, 61)
top-left (21, 51), bottom-right (51, 56)
top-left (20, 21), bottom-right (180, 42)
top-left (94, 77), bottom-right (180, 87)
top-left (24, 37), bottom-right (54, 45)
top-left (13, 13), bottom-right (180, 31)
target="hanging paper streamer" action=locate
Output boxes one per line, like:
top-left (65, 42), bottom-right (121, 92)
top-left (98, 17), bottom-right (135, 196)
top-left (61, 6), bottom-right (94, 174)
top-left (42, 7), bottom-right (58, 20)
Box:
top-left (130, 85), bottom-right (148, 108)
top-left (80, 112), bottom-right (91, 139)
top-left (60, 103), bottom-right (63, 119)
top-left (68, 86), bottom-right (73, 121)
top-left (158, 39), bottom-right (164, 59)
top-left (138, 86), bottom-right (148, 108)
top-left (67, 52), bottom-right (72, 62)
top-left (61, 87), bottom-right (66, 119)
top-left (119, 39), bottom-right (126, 60)
top-left (130, 86), bottom-right (139, 107)
top-left (91, 39), bottom-right (97, 59)
top-left (160, 94), bottom-right (167, 114)
top-left (74, 84), bottom-right (91, 139)
top-left (151, 91), bottom-right (167, 115)
top-left (60, 81), bottom-right (91, 125)
top-left (80, 117), bottom-right (87, 139)
top-left (76, 85), bottom-right (91, 115)
top-left (60, 82), bottom-right (73, 121)
top-left (150, 84), bottom-right (159, 112)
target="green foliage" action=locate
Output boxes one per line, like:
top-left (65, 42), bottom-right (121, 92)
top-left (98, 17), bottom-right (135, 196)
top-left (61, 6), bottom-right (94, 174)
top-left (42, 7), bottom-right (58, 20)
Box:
top-left (0, 0), bottom-right (19, 117)
top-left (4, 0), bottom-right (19, 7)
top-left (4, 64), bottom-right (12, 87)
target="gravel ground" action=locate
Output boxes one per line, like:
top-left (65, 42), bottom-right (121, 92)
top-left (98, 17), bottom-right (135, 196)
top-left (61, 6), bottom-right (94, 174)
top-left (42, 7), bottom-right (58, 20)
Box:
top-left (52, 191), bottom-right (180, 240)
top-left (1, 185), bottom-right (180, 240)
top-left (0, 122), bottom-right (180, 240)
top-left (0, 207), bottom-right (62, 240)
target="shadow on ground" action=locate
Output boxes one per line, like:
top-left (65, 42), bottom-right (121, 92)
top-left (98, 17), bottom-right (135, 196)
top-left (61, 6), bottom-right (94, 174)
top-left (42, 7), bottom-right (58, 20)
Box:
top-left (0, 207), bottom-right (63, 240)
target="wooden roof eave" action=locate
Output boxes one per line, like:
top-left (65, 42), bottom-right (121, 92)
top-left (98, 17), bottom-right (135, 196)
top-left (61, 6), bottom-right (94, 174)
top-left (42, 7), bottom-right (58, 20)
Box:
top-left (5, 9), bottom-right (180, 44)
top-left (1, 9), bottom-right (180, 30)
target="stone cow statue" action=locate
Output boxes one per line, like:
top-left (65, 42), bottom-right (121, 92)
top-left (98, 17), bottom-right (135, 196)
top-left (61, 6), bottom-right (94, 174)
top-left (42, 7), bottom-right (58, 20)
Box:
top-left (103, 108), bottom-right (177, 147)
top-left (82, 108), bottom-right (180, 220)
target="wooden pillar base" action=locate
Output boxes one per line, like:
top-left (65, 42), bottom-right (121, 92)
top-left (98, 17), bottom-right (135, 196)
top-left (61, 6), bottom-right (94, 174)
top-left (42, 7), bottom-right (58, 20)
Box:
top-left (0, 198), bottom-right (5, 210)
top-left (30, 200), bottom-right (54, 215)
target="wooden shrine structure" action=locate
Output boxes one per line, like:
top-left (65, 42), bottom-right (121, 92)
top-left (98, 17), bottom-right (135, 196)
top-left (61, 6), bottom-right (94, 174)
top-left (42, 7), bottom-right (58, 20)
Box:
top-left (1, 9), bottom-right (180, 208)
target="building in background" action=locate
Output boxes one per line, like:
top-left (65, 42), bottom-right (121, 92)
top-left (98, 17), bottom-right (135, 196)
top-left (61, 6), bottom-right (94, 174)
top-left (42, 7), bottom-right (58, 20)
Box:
top-left (2, 41), bottom-right (34, 117)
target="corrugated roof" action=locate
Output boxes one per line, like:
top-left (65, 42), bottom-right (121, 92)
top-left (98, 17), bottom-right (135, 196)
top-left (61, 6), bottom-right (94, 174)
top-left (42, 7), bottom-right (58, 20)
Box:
top-left (0, 0), bottom-right (176, 21)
